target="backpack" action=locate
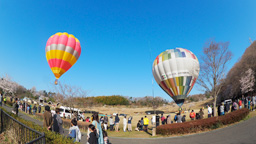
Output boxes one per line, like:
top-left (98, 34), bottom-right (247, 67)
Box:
top-left (174, 115), bottom-right (177, 121)
top-left (69, 129), bottom-right (76, 142)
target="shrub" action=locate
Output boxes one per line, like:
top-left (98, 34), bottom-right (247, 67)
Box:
top-left (0, 107), bottom-right (75, 144)
top-left (156, 108), bottom-right (249, 135)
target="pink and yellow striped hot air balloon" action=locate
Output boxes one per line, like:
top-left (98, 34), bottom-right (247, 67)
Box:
top-left (45, 32), bottom-right (81, 84)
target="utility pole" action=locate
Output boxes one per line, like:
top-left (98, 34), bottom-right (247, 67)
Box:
top-left (149, 42), bottom-right (156, 136)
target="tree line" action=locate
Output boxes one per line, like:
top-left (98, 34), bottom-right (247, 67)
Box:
top-left (218, 41), bottom-right (256, 102)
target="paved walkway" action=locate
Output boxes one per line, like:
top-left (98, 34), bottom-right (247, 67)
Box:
top-left (2, 105), bottom-right (256, 144)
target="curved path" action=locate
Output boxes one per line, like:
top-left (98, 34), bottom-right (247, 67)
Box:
top-left (3, 105), bottom-right (256, 144)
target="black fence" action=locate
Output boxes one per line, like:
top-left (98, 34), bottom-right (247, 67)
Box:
top-left (0, 109), bottom-right (45, 144)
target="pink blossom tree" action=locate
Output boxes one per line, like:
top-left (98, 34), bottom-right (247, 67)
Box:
top-left (240, 68), bottom-right (255, 95)
top-left (0, 74), bottom-right (19, 96)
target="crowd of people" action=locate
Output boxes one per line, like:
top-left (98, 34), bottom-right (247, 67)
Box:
top-left (1, 93), bottom-right (256, 144)
top-left (42, 106), bottom-right (110, 144)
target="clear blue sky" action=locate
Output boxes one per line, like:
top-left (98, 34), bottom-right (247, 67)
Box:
top-left (0, 0), bottom-right (256, 101)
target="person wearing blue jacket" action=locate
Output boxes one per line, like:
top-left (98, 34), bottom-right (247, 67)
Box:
top-left (115, 114), bottom-right (120, 132)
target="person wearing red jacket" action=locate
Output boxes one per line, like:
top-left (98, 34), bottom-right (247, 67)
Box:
top-left (239, 99), bottom-right (242, 109)
top-left (190, 110), bottom-right (196, 120)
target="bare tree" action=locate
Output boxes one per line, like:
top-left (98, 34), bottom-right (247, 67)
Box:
top-left (197, 40), bottom-right (232, 116)
top-left (0, 74), bottom-right (19, 96)
top-left (55, 82), bottom-right (87, 118)
top-left (240, 68), bottom-right (255, 96)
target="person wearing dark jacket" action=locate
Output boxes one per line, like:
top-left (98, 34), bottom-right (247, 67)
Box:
top-left (140, 117), bottom-right (144, 130)
top-left (182, 115), bottom-right (186, 123)
top-left (217, 105), bottom-right (221, 116)
top-left (12, 98), bottom-right (19, 116)
top-left (224, 103), bottom-right (230, 113)
top-left (199, 108), bottom-right (204, 119)
top-left (43, 105), bottom-right (53, 131)
top-left (156, 114), bottom-right (160, 127)
top-left (53, 108), bottom-right (64, 134)
top-left (33, 105), bottom-right (37, 115)
top-left (22, 102), bottom-right (25, 111)
top-left (38, 105), bottom-right (41, 113)
top-left (115, 114), bottom-right (120, 132)
top-left (135, 120), bottom-right (141, 131)
top-left (87, 124), bottom-right (98, 144)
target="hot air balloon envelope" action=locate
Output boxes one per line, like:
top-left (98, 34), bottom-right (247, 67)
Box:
top-left (152, 48), bottom-right (200, 107)
top-left (45, 32), bottom-right (81, 84)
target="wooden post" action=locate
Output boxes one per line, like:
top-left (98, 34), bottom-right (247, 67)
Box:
top-left (1, 109), bottom-right (3, 133)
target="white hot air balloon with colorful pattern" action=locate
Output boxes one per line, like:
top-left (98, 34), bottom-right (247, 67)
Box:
top-left (152, 48), bottom-right (200, 107)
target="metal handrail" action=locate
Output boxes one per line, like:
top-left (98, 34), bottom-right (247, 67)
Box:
top-left (0, 108), bottom-right (45, 144)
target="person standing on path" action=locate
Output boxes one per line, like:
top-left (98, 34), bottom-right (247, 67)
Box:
top-left (109, 116), bottom-right (114, 131)
top-left (220, 103), bottom-right (225, 116)
top-left (161, 114), bottom-right (166, 125)
top-left (143, 116), bottom-right (149, 132)
top-left (123, 116), bottom-right (127, 132)
top-left (22, 102), bottom-right (25, 111)
top-left (182, 115), bottom-right (186, 123)
top-left (12, 98), bottom-right (19, 116)
top-left (115, 114), bottom-right (120, 132)
top-left (27, 105), bottom-right (30, 114)
top-left (248, 98), bottom-right (251, 110)
top-left (127, 116), bottom-right (133, 131)
top-left (252, 96), bottom-right (255, 111)
top-left (29, 104), bottom-right (32, 115)
top-left (190, 110), bottom-right (196, 120)
top-left (208, 105), bottom-right (212, 118)
top-left (140, 117), bottom-right (144, 130)
top-left (177, 113), bottom-right (182, 123)
top-left (69, 119), bottom-right (81, 142)
top-left (33, 105), bottom-right (37, 115)
top-left (232, 100), bottom-right (238, 111)
top-left (103, 114), bottom-right (108, 131)
top-left (245, 97), bottom-right (248, 109)
top-left (38, 105), bottom-right (41, 113)
top-left (156, 114), bottom-right (160, 127)
top-left (3, 96), bottom-right (7, 105)
top-left (43, 105), bottom-right (53, 131)
top-left (0, 93), bottom-right (2, 107)
top-left (92, 114), bottom-right (103, 144)
top-left (239, 99), bottom-right (242, 109)
top-left (52, 108), bottom-right (64, 134)
top-left (167, 115), bottom-right (171, 124)
top-left (103, 130), bottom-right (109, 144)
top-left (199, 108), bottom-right (204, 119)
top-left (87, 124), bottom-right (98, 144)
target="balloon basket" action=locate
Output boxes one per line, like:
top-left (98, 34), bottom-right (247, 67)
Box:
top-left (55, 79), bottom-right (58, 85)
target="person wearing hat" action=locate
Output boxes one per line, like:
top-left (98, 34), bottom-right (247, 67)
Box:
top-left (43, 105), bottom-right (53, 131)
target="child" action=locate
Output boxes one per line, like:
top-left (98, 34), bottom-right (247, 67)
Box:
top-left (69, 119), bottom-right (81, 142)
top-left (86, 117), bottom-right (91, 122)
top-left (103, 130), bottom-right (109, 144)
top-left (87, 124), bottom-right (98, 144)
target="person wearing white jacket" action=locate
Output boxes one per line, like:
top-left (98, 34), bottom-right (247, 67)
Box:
top-left (123, 116), bottom-right (127, 132)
